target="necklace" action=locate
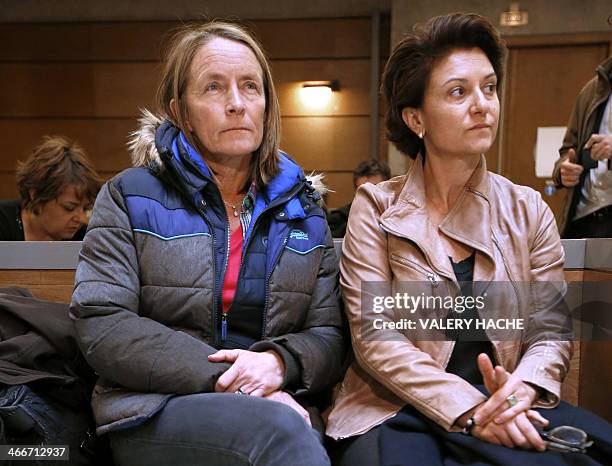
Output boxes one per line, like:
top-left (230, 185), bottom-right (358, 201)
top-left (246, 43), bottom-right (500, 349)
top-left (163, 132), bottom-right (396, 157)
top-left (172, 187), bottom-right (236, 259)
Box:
top-left (223, 200), bottom-right (241, 217)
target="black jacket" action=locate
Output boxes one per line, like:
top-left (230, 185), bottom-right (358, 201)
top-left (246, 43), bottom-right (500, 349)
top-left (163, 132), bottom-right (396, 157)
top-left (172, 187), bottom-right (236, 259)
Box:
top-left (0, 288), bottom-right (104, 465)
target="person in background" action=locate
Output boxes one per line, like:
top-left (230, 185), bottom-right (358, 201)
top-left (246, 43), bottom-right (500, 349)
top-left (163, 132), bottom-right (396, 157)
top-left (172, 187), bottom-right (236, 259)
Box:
top-left (70, 21), bottom-right (344, 466)
top-left (0, 135), bottom-right (100, 241)
top-left (553, 55), bottom-right (612, 238)
top-left (327, 159), bottom-right (391, 237)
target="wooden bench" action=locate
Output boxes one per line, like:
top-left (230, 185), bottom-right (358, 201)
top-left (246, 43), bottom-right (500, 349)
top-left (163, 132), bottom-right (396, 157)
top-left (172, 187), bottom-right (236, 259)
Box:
top-left (1, 239), bottom-right (611, 422)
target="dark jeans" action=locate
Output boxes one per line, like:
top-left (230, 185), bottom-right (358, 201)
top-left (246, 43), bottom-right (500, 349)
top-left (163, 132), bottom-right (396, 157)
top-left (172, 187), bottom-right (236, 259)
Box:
top-left (109, 392), bottom-right (330, 466)
top-left (378, 401), bottom-right (612, 466)
top-left (565, 207), bottom-right (612, 238)
top-left (328, 426), bottom-right (379, 466)
top-left (0, 384), bottom-right (107, 466)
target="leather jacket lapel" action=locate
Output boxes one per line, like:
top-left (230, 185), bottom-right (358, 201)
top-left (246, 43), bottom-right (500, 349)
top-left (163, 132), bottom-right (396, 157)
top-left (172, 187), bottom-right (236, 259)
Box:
top-left (380, 154), bottom-right (497, 285)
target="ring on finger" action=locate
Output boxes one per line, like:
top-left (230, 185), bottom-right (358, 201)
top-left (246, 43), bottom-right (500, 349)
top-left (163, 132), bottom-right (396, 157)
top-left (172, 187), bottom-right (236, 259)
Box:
top-left (506, 393), bottom-right (520, 408)
top-left (235, 387), bottom-right (248, 395)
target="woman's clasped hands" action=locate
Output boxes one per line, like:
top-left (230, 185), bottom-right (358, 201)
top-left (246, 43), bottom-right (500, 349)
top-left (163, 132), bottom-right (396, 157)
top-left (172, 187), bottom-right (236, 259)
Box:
top-left (208, 349), bottom-right (311, 426)
top-left (466, 354), bottom-right (550, 451)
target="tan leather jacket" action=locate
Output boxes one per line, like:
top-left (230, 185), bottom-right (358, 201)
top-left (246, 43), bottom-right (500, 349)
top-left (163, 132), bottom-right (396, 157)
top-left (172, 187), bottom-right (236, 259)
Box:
top-left (326, 155), bottom-right (572, 440)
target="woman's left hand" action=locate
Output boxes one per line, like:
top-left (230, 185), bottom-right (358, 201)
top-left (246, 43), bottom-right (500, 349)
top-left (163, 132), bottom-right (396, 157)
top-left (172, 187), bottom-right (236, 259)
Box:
top-left (264, 390), bottom-right (312, 427)
top-left (208, 349), bottom-right (285, 397)
top-left (474, 354), bottom-right (539, 426)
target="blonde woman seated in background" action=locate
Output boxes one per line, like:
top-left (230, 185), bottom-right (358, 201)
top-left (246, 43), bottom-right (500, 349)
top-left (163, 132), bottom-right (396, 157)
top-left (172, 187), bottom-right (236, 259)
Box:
top-left (326, 13), bottom-right (612, 466)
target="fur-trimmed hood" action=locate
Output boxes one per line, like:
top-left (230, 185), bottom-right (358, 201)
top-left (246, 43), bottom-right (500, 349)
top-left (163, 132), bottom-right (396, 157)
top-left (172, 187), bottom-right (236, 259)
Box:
top-left (127, 109), bottom-right (165, 169)
top-left (127, 109), bottom-right (329, 197)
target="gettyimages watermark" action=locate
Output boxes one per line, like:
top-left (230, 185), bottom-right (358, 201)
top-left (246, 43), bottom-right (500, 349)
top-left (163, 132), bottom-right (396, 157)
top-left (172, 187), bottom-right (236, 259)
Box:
top-left (359, 281), bottom-right (612, 342)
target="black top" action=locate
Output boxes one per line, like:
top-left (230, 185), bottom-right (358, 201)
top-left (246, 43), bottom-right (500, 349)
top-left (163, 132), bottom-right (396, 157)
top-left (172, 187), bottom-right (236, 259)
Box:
top-left (0, 199), bottom-right (86, 241)
top-left (327, 202), bottom-right (351, 238)
top-left (445, 253), bottom-right (496, 385)
top-left (0, 200), bottom-right (25, 240)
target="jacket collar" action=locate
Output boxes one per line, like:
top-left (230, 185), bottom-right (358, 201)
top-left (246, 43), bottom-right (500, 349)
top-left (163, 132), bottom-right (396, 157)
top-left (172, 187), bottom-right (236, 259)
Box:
top-left (155, 120), bottom-right (308, 219)
top-left (597, 55), bottom-right (612, 83)
top-left (379, 154), bottom-right (495, 281)
top-left (590, 55), bottom-right (612, 116)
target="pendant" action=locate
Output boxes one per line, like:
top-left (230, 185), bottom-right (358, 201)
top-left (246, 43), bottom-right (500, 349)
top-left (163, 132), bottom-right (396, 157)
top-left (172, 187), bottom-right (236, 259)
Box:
top-left (232, 206), bottom-right (239, 217)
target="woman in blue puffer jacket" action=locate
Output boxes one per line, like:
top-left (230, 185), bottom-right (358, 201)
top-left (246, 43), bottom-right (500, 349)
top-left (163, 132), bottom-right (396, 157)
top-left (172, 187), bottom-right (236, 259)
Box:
top-left (70, 21), bottom-right (345, 466)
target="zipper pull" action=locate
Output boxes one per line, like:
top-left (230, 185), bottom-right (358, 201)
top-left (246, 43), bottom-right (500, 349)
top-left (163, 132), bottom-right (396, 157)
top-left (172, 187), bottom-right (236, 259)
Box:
top-left (428, 274), bottom-right (439, 287)
top-left (221, 313), bottom-right (228, 341)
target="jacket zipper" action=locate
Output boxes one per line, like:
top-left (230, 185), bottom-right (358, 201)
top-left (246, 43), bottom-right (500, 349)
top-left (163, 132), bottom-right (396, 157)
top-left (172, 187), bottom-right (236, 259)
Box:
top-left (381, 223), bottom-right (463, 367)
top-left (389, 253), bottom-right (440, 286)
top-left (195, 200), bottom-right (221, 345)
top-left (380, 224), bottom-right (443, 286)
top-left (219, 180), bottom-right (309, 342)
top-left (220, 223), bottom-right (231, 342)
top-left (261, 229), bottom-right (291, 339)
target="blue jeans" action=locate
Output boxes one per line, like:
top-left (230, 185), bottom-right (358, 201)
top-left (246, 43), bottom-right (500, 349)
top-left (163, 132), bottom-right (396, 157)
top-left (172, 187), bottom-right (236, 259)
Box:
top-left (109, 393), bottom-right (330, 466)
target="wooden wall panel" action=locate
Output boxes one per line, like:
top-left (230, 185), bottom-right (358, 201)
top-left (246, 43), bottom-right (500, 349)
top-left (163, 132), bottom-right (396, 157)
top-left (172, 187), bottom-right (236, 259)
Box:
top-left (0, 19), bottom-right (371, 62)
top-left (0, 63), bottom-right (159, 117)
top-left (0, 18), bottom-right (387, 211)
top-left (321, 171), bottom-right (355, 208)
top-left (561, 269), bottom-right (583, 406)
top-left (0, 174), bottom-right (18, 200)
top-left (4, 59), bottom-right (372, 119)
top-left (0, 23), bottom-right (167, 62)
top-left (251, 19), bottom-right (371, 59)
top-left (281, 116), bottom-right (370, 170)
top-left (579, 341), bottom-right (612, 420)
top-left (576, 268), bottom-right (612, 420)
top-left (273, 60), bottom-right (370, 116)
top-left (0, 171), bottom-right (117, 201)
top-left (0, 119), bottom-right (136, 172)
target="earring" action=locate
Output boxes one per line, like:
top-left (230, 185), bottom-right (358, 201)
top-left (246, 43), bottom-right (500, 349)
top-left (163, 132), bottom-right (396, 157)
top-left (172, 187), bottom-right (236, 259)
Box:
top-left (418, 130), bottom-right (425, 139)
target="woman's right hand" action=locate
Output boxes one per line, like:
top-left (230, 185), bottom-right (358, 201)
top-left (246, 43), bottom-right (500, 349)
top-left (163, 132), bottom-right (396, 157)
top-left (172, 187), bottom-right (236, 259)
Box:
top-left (471, 353), bottom-right (548, 450)
top-left (264, 390), bottom-right (311, 427)
top-left (475, 354), bottom-right (538, 426)
top-left (209, 349), bottom-right (285, 396)
top-left (472, 409), bottom-right (548, 451)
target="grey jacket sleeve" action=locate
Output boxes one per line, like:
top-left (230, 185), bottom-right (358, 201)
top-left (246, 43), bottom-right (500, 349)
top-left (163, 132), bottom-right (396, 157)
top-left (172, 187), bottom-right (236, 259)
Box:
top-left (70, 181), bottom-right (230, 394)
top-left (250, 229), bottom-right (346, 395)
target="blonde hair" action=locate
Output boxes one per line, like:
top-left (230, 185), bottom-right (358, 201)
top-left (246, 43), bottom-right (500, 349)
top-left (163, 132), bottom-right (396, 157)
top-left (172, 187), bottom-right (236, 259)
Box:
top-left (156, 21), bottom-right (281, 188)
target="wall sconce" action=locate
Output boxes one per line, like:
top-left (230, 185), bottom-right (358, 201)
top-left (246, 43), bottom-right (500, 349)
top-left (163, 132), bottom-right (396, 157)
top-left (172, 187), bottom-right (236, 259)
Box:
top-left (500, 2), bottom-right (528, 27)
top-left (300, 80), bottom-right (340, 109)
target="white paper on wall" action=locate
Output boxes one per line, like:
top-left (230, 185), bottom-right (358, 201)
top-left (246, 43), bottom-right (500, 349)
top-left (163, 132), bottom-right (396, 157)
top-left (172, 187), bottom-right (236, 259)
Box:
top-left (534, 126), bottom-right (567, 178)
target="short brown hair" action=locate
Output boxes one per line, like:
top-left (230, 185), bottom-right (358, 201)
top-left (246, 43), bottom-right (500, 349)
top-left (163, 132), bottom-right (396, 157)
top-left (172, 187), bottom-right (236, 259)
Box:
top-left (16, 136), bottom-right (101, 213)
top-left (382, 13), bottom-right (506, 158)
top-left (156, 20), bottom-right (281, 188)
top-left (353, 159), bottom-right (391, 187)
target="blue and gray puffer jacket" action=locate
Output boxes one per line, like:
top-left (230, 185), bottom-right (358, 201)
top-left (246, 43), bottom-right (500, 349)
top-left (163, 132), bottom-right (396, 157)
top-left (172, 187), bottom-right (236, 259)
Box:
top-left (70, 112), bottom-right (345, 435)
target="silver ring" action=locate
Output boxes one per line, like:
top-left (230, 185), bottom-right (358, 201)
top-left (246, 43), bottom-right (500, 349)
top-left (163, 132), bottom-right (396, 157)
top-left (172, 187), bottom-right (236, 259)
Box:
top-left (235, 388), bottom-right (247, 395)
top-left (506, 393), bottom-right (520, 408)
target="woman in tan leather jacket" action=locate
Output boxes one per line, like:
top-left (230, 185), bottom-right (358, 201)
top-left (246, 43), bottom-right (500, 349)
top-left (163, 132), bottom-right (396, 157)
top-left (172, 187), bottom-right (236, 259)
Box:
top-left (326, 13), bottom-right (612, 466)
